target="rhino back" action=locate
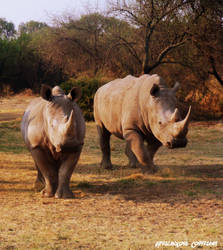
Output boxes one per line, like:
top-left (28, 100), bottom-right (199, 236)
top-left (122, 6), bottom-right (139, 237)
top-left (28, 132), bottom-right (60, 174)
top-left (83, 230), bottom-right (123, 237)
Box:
top-left (94, 75), bottom-right (156, 137)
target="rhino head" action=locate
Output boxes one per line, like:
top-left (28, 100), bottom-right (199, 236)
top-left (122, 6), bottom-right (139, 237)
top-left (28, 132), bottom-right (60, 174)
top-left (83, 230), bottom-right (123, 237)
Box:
top-left (148, 82), bottom-right (191, 149)
top-left (40, 84), bottom-right (83, 153)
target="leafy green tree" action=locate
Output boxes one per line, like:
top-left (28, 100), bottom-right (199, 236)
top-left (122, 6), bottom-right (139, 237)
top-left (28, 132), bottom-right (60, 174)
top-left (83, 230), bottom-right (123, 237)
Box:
top-left (0, 31), bottom-right (66, 93)
top-left (18, 21), bottom-right (48, 35)
top-left (0, 18), bottom-right (16, 39)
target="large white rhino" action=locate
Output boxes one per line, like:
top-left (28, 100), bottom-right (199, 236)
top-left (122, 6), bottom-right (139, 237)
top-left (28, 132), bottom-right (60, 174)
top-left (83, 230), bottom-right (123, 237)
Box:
top-left (21, 85), bottom-right (85, 198)
top-left (94, 74), bottom-right (191, 173)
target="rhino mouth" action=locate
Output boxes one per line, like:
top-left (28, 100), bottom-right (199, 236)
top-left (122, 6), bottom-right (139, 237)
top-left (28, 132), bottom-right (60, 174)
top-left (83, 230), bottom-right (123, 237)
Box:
top-left (166, 138), bottom-right (187, 149)
top-left (56, 142), bottom-right (84, 153)
top-left (62, 142), bottom-right (84, 152)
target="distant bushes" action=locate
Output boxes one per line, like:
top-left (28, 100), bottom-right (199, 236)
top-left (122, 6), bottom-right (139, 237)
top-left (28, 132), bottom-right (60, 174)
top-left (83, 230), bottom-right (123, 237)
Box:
top-left (60, 78), bottom-right (105, 121)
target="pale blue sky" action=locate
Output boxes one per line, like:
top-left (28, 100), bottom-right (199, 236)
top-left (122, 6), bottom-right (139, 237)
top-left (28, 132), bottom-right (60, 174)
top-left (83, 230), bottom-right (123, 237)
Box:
top-left (0, 0), bottom-right (108, 28)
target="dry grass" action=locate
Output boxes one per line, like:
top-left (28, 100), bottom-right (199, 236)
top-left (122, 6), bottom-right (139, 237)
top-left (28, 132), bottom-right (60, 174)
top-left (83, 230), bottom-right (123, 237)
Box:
top-left (0, 95), bottom-right (223, 249)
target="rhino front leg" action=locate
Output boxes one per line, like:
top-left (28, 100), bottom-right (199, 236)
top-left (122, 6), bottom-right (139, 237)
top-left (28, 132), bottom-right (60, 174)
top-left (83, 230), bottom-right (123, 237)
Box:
top-left (55, 152), bottom-right (81, 199)
top-left (124, 131), bottom-right (157, 173)
top-left (125, 143), bottom-right (138, 168)
top-left (146, 140), bottom-right (162, 162)
top-left (96, 125), bottom-right (112, 169)
top-left (31, 148), bottom-right (58, 197)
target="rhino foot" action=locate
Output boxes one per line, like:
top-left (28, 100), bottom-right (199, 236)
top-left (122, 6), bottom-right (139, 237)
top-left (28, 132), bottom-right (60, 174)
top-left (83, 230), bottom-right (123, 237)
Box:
top-left (101, 161), bottom-right (113, 170)
top-left (34, 180), bottom-right (45, 192)
top-left (55, 188), bottom-right (74, 199)
top-left (41, 189), bottom-right (55, 198)
top-left (141, 165), bottom-right (159, 174)
top-left (128, 162), bottom-right (138, 169)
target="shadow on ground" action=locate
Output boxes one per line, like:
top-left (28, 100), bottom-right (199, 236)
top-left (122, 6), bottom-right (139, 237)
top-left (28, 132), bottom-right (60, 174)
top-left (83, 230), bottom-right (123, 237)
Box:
top-left (71, 163), bottom-right (223, 203)
top-left (1, 162), bottom-right (222, 203)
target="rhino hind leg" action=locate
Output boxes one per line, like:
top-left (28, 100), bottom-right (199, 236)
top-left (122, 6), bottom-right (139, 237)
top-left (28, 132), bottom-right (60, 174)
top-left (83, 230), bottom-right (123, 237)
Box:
top-left (34, 166), bottom-right (45, 192)
top-left (96, 125), bottom-right (112, 169)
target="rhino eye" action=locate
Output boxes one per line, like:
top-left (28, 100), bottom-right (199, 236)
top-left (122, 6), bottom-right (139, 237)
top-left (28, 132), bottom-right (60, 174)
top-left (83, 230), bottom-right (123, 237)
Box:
top-left (159, 121), bottom-right (162, 125)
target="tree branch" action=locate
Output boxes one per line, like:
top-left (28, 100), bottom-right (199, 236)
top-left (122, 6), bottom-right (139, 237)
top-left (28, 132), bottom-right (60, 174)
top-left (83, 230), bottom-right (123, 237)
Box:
top-left (157, 39), bottom-right (187, 63)
top-left (58, 36), bottom-right (96, 59)
top-left (117, 36), bottom-right (142, 65)
top-left (208, 56), bottom-right (223, 86)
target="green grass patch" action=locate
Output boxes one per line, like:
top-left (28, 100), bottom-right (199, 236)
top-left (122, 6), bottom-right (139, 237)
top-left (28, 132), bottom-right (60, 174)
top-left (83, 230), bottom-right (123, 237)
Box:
top-left (144, 180), bottom-right (157, 187)
top-left (160, 180), bottom-right (173, 184)
top-left (0, 120), bottom-right (26, 154)
top-left (76, 181), bottom-right (92, 189)
top-left (185, 190), bottom-right (197, 197)
top-left (116, 178), bottom-right (137, 188)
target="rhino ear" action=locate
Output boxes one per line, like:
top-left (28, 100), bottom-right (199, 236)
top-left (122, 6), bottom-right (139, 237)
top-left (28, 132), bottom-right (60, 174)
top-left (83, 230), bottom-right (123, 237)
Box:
top-left (40, 84), bottom-right (52, 101)
top-left (68, 87), bottom-right (82, 102)
top-left (150, 84), bottom-right (160, 97)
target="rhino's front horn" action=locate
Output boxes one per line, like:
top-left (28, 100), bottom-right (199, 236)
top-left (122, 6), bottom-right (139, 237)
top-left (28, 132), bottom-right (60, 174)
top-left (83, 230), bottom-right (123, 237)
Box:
top-left (64, 110), bottom-right (75, 134)
top-left (175, 106), bottom-right (191, 134)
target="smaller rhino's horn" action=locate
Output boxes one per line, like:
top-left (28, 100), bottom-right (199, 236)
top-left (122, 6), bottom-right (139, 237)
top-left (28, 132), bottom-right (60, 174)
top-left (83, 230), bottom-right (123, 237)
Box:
top-left (64, 110), bottom-right (75, 134)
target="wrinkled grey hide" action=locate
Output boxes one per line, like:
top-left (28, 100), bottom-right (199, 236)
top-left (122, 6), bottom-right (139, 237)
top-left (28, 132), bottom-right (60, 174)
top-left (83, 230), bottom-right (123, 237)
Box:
top-left (94, 74), bottom-right (191, 173)
top-left (21, 85), bottom-right (85, 198)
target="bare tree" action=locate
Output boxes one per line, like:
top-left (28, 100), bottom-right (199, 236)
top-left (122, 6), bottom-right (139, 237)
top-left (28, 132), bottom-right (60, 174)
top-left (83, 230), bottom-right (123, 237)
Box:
top-left (190, 1), bottom-right (223, 86)
top-left (109, 0), bottom-right (198, 74)
top-left (33, 13), bottom-right (140, 77)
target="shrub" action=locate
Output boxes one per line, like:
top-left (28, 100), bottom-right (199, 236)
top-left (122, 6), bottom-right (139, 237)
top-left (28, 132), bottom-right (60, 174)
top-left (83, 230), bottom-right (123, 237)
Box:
top-left (60, 78), bottom-right (104, 121)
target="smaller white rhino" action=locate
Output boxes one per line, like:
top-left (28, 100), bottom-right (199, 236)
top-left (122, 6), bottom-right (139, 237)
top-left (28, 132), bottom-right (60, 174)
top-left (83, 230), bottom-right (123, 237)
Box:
top-left (21, 85), bottom-right (85, 198)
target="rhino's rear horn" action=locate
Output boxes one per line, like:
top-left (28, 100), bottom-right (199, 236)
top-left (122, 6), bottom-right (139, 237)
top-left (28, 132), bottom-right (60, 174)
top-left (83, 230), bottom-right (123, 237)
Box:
top-left (171, 108), bottom-right (181, 122)
top-left (172, 82), bottom-right (180, 93)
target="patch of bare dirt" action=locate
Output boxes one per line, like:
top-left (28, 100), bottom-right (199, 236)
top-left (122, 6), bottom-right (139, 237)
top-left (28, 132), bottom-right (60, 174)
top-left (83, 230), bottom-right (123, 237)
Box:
top-left (0, 93), bottom-right (222, 249)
